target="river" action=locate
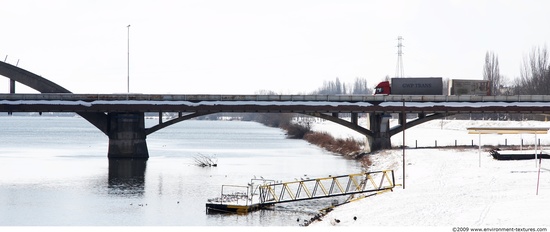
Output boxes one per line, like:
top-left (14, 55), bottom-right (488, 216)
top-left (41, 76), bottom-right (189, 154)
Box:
top-left (0, 116), bottom-right (362, 226)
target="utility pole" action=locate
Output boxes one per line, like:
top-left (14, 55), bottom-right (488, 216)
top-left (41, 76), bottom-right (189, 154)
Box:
top-left (397, 37), bottom-right (407, 183)
top-left (402, 99), bottom-right (406, 189)
top-left (127, 24), bottom-right (131, 96)
top-left (395, 36), bottom-right (404, 78)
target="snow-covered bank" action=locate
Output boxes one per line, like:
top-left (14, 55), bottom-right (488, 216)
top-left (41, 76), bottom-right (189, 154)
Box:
top-left (308, 119), bottom-right (550, 228)
top-left (311, 118), bottom-right (550, 149)
top-left (310, 148), bottom-right (550, 227)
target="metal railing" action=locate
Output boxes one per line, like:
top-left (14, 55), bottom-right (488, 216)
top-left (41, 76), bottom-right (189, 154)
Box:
top-left (4, 93), bottom-right (550, 102)
top-left (257, 170), bottom-right (395, 204)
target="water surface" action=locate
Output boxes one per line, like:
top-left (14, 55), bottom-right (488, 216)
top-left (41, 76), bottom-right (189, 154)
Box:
top-left (0, 116), bottom-right (361, 226)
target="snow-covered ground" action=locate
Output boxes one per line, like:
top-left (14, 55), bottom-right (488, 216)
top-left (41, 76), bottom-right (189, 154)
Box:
top-left (308, 118), bottom-right (550, 229)
top-left (311, 117), bottom-right (550, 149)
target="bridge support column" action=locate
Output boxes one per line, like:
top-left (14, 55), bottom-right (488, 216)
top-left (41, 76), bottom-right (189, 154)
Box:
top-left (351, 112), bottom-right (358, 125)
top-left (8, 79), bottom-right (14, 115)
top-left (368, 113), bottom-right (392, 151)
top-left (10, 79), bottom-right (15, 93)
top-left (107, 112), bottom-right (149, 159)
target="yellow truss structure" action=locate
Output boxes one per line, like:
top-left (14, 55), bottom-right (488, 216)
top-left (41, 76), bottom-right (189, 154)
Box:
top-left (258, 170), bottom-right (395, 204)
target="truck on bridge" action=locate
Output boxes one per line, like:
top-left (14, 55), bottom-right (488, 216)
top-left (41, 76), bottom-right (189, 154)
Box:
top-left (374, 77), bottom-right (491, 96)
top-left (448, 79), bottom-right (491, 96)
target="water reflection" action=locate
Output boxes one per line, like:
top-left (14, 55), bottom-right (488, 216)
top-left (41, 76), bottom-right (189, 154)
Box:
top-left (108, 159), bottom-right (147, 196)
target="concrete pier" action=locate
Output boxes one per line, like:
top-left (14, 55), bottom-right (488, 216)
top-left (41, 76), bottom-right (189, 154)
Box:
top-left (368, 113), bottom-right (392, 151)
top-left (107, 112), bottom-right (149, 159)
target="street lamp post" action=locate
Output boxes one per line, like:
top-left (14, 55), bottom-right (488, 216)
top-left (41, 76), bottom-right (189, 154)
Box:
top-left (402, 99), bottom-right (406, 189)
top-left (127, 24), bottom-right (130, 96)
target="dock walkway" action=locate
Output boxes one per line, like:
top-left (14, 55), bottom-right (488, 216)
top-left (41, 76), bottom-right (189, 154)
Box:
top-left (206, 170), bottom-right (396, 214)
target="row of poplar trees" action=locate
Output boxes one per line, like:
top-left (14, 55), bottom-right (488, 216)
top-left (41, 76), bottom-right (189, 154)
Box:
top-left (312, 77), bottom-right (372, 95)
top-left (484, 46), bottom-right (550, 96)
top-left (480, 46), bottom-right (549, 120)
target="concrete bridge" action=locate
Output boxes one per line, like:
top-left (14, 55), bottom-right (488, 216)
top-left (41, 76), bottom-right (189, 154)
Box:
top-left (3, 61), bottom-right (550, 159)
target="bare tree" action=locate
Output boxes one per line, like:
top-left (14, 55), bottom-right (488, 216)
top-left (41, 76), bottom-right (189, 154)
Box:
top-left (314, 77), bottom-right (345, 94)
top-left (313, 77), bottom-right (373, 95)
top-left (518, 46), bottom-right (550, 95)
top-left (335, 77), bottom-right (342, 94)
top-left (351, 77), bottom-right (372, 95)
top-left (254, 89), bottom-right (278, 95)
top-left (483, 51), bottom-right (501, 95)
top-left (498, 75), bottom-right (515, 96)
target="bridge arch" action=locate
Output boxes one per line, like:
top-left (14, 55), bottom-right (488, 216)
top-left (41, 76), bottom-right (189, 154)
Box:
top-left (0, 61), bottom-right (109, 134)
top-left (305, 112), bottom-right (449, 151)
top-left (148, 111), bottom-right (441, 152)
top-left (0, 61), bottom-right (148, 158)
top-left (0, 61), bottom-right (71, 93)
top-left (145, 112), bottom-right (213, 135)
top-left (389, 113), bottom-right (447, 137)
top-left (146, 112), bottom-right (377, 139)
top-left (305, 112), bottom-right (374, 138)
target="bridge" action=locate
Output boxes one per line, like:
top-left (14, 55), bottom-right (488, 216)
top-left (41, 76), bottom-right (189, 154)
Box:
top-left (3, 60), bottom-right (550, 159)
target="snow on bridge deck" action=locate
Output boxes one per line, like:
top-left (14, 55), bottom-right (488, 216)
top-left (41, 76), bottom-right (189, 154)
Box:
top-left (5, 94), bottom-right (550, 113)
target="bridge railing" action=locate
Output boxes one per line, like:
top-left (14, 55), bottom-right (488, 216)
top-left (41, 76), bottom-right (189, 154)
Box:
top-left (0, 93), bottom-right (378, 102)
top-left (4, 93), bottom-right (550, 102)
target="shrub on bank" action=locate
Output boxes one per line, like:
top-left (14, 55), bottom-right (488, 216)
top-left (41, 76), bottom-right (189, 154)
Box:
top-left (282, 121), bottom-right (311, 139)
top-left (303, 132), bottom-right (362, 156)
top-left (254, 114), bottom-right (371, 169)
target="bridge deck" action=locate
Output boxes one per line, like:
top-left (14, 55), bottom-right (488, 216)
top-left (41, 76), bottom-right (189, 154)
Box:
top-left (3, 93), bottom-right (550, 102)
top-left (4, 94), bottom-right (550, 114)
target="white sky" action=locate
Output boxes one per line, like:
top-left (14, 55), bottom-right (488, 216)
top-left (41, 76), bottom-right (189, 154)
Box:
top-left (1, 0), bottom-right (549, 94)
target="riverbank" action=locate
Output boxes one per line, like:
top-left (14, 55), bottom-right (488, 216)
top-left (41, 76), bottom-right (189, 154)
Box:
top-left (309, 147), bottom-right (550, 228)
top-left (306, 118), bottom-right (550, 228)
top-left (256, 115), bottom-right (366, 160)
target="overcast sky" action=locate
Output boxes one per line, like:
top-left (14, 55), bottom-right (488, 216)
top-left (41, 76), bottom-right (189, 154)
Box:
top-left (1, 0), bottom-right (549, 94)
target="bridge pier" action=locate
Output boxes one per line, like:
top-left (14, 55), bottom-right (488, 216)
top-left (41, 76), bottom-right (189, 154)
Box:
top-left (368, 113), bottom-right (392, 151)
top-left (108, 159), bottom-right (147, 195)
top-left (107, 112), bottom-right (149, 159)
top-left (8, 79), bottom-right (14, 115)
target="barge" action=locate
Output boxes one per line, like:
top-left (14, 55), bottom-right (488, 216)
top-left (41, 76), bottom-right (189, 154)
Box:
top-left (490, 149), bottom-right (550, 160)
